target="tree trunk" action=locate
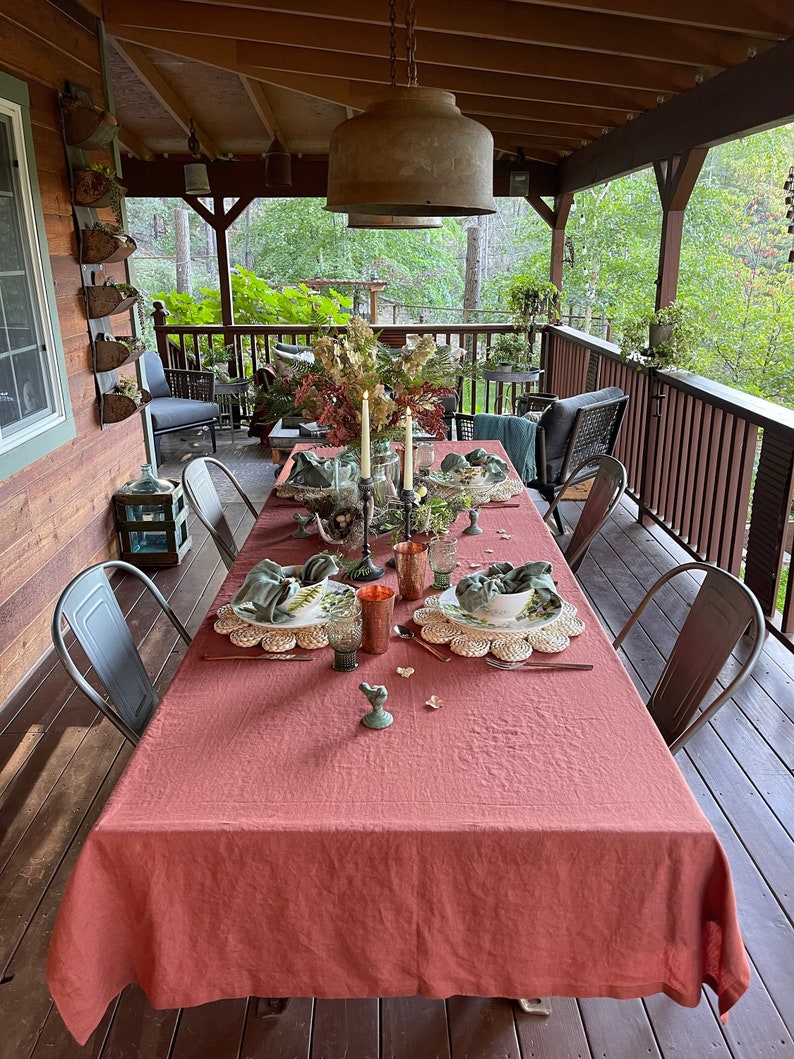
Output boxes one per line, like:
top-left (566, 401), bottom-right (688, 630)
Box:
top-left (175, 206), bottom-right (192, 294)
top-left (464, 221), bottom-right (483, 320)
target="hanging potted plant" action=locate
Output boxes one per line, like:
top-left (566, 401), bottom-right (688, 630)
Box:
top-left (505, 274), bottom-right (561, 332)
top-left (73, 164), bottom-right (127, 225)
top-left (94, 333), bottom-right (145, 373)
top-left (80, 222), bottom-right (136, 265)
top-left (618, 301), bottom-right (698, 370)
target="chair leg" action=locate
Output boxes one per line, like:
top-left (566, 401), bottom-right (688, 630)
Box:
top-left (209, 423), bottom-right (217, 453)
top-left (153, 434), bottom-right (161, 468)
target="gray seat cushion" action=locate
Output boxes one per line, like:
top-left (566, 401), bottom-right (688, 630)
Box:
top-left (141, 350), bottom-right (171, 399)
top-left (148, 396), bottom-right (220, 431)
top-left (540, 386), bottom-right (625, 480)
top-left (275, 341), bottom-right (312, 355)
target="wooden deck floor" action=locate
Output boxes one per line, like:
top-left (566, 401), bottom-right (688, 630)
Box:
top-left (1, 427), bottom-right (792, 1059)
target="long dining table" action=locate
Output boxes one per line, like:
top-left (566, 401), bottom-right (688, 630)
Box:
top-left (47, 441), bottom-right (750, 1044)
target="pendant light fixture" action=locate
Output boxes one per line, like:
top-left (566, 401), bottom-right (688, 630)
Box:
top-left (184, 118), bottom-right (210, 196)
top-left (326, 0), bottom-right (495, 218)
top-left (347, 213), bottom-right (442, 229)
top-left (264, 134), bottom-right (292, 187)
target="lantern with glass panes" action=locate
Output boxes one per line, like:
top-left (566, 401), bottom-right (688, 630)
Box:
top-left (114, 464), bottom-right (191, 566)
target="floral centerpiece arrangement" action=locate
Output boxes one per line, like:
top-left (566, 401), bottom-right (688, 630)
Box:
top-left (262, 317), bottom-right (466, 447)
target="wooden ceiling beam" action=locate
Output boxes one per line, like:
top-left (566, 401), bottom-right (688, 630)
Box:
top-left (559, 36), bottom-right (794, 193)
top-left (124, 0), bottom-right (787, 57)
top-left (234, 40), bottom-right (697, 95)
top-left (110, 38), bottom-right (222, 158)
top-left (107, 25), bottom-right (687, 108)
top-left (452, 94), bottom-right (629, 127)
top-left (475, 115), bottom-right (608, 143)
top-left (102, 0), bottom-right (766, 70)
top-left (240, 76), bottom-right (278, 142)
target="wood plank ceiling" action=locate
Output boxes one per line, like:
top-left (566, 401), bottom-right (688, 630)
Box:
top-left (86, 0), bottom-right (794, 196)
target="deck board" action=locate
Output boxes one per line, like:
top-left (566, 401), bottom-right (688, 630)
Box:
top-left (1, 431), bottom-right (791, 1059)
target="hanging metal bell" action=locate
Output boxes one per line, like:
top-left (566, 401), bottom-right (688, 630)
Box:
top-left (184, 163), bottom-right (210, 196)
top-left (326, 87), bottom-right (496, 217)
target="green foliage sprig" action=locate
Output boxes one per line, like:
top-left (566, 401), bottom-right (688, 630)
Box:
top-left (618, 300), bottom-right (699, 370)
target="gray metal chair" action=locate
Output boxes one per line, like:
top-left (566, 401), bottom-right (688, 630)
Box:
top-left (543, 455), bottom-right (627, 573)
top-left (51, 560), bottom-right (191, 745)
top-left (613, 562), bottom-right (765, 754)
top-left (181, 456), bottom-right (258, 569)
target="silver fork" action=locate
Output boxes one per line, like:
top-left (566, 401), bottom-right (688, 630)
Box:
top-left (485, 658), bottom-right (593, 671)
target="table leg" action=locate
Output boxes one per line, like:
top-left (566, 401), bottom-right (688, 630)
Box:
top-left (255, 997), bottom-right (293, 1019)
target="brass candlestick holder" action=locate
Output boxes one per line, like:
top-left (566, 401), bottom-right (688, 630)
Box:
top-left (348, 476), bottom-right (384, 582)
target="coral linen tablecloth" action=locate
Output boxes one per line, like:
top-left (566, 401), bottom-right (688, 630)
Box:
top-left (47, 442), bottom-right (750, 1045)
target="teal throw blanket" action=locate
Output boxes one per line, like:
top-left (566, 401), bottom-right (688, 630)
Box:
top-left (473, 414), bottom-right (537, 484)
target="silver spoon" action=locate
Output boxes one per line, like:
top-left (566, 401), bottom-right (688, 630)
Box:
top-left (393, 625), bottom-right (451, 662)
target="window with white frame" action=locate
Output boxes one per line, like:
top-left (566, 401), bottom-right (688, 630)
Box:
top-left (0, 93), bottom-right (68, 458)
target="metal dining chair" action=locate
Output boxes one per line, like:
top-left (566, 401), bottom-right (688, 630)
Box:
top-left (542, 455), bottom-right (627, 573)
top-left (613, 562), bottom-right (765, 754)
top-left (181, 456), bottom-right (258, 569)
top-left (52, 560), bottom-right (191, 745)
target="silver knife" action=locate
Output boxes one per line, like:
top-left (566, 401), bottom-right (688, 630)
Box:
top-left (202, 653), bottom-right (315, 661)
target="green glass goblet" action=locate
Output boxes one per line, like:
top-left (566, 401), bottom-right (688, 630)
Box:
top-left (428, 534), bottom-right (458, 591)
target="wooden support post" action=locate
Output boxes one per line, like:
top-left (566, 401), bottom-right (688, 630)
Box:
top-left (182, 194), bottom-right (254, 350)
top-left (652, 149), bottom-right (707, 309)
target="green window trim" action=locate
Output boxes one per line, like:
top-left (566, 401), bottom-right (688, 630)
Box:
top-left (0, 71), bottom-right (74, 482)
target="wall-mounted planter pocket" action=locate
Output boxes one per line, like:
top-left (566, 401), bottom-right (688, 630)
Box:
top-left (93, 336), bottom-right (143, 373)
top-left (73, 168), bottom-right (126, 210)
top-left (80, 228), bottom-right (136, 264)
top-left (86, 284), bottom-right (138, 319)
top-left (63, 103), bottom-right (120, 149)
top-left (100, 388), bottom-right (151, 424)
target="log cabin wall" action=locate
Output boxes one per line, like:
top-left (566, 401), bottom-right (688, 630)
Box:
top-left (0, 0), bottom-right (148, 705)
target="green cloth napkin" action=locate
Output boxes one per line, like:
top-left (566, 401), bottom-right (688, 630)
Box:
top-left (285, 450), bottom-right (358, 489)
top-left (439, 448), bottom-right (509, 482)
top-left (232, 553), bottom-right (338, 623)
top-left (455, 560), bottom-right (559, 614)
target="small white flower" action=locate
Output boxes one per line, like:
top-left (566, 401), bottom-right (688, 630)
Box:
top-left (396, 666), bottom-right (415, 678)
top-left (426, 695), bottom-right (444, 709)
top-left (485, 548), bottom-right (494, 554)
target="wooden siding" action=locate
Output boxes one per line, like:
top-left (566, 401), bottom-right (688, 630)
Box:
top-left (0, 0), bottom-right (149, 702)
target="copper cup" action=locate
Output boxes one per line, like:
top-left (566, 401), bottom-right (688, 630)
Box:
top-left (393, 541), bottom-right (429, 601)
top-left (357, 585), bottom-right (396, 654)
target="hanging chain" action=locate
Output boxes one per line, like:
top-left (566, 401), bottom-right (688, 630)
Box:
top-left (405, 0), bottom-right (418, 86)
top-left (388, 0), bottom-right (398, 87)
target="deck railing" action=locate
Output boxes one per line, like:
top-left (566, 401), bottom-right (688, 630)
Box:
top-left (151, 309), bottom-right (793, 637)
top-left (543, 325), bottom-right (794, 637)
top-left (151, 309), bottom-right (540, 417)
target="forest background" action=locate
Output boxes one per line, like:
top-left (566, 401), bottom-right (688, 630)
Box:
top-left (126, 124), bottom-right (794, 409)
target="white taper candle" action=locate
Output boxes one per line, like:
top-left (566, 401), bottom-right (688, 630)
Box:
top-left (404, 407), bottom-right (413, 491)
top-left (360, 390), bottom-right (371, 478)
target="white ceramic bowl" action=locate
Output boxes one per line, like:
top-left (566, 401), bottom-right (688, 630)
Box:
top-left (275, 565), bottom-right (329, 616)
top-left (474, 586), bottom-right (536, 622)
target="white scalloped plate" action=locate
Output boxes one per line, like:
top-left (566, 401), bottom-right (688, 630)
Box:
top-left (438, 585), bottom-right (564, 633)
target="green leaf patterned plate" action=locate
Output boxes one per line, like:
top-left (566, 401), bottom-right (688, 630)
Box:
top-left (232, 580), bottom-right (356, 629)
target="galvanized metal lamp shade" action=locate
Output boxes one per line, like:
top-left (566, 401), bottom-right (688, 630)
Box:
top-left (326, 87), bottom-right (496, 217)
top-left (265, 135), bottom-right (292, 187)
top-left (347, 213), bottom-right (442, 229)
top-left (184, 163), bottom-right (210, 196)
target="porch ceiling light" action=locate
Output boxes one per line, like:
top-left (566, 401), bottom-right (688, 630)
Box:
top-left (264, 134), bottom-right (292, 188)
top-left (326, 0), bottom-right (495, 218)
top-left (184, 118), bottom-right (210, 196)
top-left (347, 212), bottom-right (442, 229)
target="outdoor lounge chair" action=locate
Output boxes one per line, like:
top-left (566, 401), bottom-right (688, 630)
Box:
top-left (143, 350), bottom-right (220, 467)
